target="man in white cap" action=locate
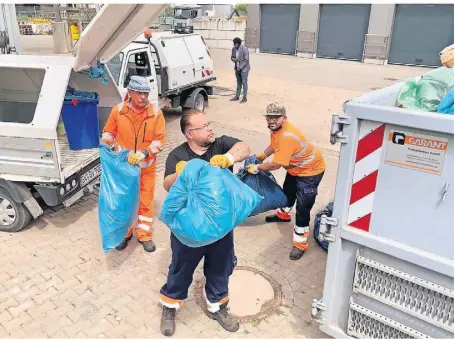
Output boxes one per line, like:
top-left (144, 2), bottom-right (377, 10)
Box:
top-left (100, 76), bottom-right (166, 252)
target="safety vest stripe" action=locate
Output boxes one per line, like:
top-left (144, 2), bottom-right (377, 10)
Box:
top-left (283, 131), bottom-right (315, 166)
top-left (101, 132), bottom-right (115, 141)
top-left (150, 140), bottom-right (163, 153)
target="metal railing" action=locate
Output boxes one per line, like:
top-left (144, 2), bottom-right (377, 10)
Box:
top-left (362, 34), bottom-right (389, 62)
top-left (295, 31), bottom-right (316, 55)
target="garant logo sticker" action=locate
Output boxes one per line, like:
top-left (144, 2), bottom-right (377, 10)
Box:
top-left (392, 132), bottom-right (406, 145)
top-left (385, 129), bottom-right (448, 175)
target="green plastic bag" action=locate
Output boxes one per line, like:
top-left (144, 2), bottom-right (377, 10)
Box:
top-left (396, 68), bottom-right (454, 112)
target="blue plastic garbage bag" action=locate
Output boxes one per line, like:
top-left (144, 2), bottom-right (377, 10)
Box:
top-left (313, 202), bottom-right (333, 252)
top-left (236, 156), bottom-right (288, 216)
top-left (159, 159), bottom-right (263, 248)
top-left (98, 144), bottom-right (140, 253)
top-left (438, 87), bottom-right (454, 115)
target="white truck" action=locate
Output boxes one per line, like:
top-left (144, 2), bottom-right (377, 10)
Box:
top-left (314, 67), bottom-right (454, 338)
top-left (105, 31), bottom-right (216, 112)
top-left (172, 4), bottom-right (201, 34)
top-left (0, 4), bottom-right (215, 232)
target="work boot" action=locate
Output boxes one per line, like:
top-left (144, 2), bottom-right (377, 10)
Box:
top-left (160, 306), bottom-right (176, 337)
top-left (230, 97), bottom-right (239, 101)
top-left (115, 235), bottom-right (132, 251)
top-left (139, 240), bottom-right (156, 252)
top-left (206, 306), bottom-right (239, 332)
top-left (265, 212), bottom-right (291, 223)
top-left (289, 246), bottom-right (305, 260)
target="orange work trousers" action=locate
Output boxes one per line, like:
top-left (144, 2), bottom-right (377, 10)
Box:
top-left (125, 165), bottom-right (156, 242)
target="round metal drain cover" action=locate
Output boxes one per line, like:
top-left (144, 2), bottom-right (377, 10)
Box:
top-left (194, 266), bottom-right (282, 323)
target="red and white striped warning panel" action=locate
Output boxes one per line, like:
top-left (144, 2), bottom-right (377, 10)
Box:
top-left (347, 121), bottom-right (386, 232)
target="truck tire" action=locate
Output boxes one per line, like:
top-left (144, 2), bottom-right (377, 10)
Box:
top-left (194, 93), bottom-right (205, 111)
top-left (0, 188), bottom-right (32, 233)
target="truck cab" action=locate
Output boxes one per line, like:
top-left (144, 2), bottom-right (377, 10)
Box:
top-left (0, 4), bottom-right (169, 232)
top-left (172, 4), bottom-right (201, 34)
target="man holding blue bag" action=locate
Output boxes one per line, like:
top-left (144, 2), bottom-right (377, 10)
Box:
top-left (249, 103), bottom-right (325, 261)
top-left (100, 76), bottom-right (166, 253)
top-left (159, 109), bottom-right (251, 337)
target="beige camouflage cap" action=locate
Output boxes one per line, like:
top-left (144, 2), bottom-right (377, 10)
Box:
top-left (265, 102), bottom-right (286, 117)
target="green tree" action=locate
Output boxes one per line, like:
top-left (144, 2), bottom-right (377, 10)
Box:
top-left (234, 4), bottom-right (248, 15)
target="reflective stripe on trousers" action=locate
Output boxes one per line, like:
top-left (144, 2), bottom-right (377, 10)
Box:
top-left (293, 225), bottom-right (309, 251)
top-left (205, 295), bottom-right (229, 313)
top-left (125, 165), bottom-right (156, 242)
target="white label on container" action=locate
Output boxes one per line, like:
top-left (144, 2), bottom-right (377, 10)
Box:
top-left (385, 129), bottom-right (448, 175)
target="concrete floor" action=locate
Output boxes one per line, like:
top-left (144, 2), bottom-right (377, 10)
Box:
top-left (0, 35), bottom-right (431, 339)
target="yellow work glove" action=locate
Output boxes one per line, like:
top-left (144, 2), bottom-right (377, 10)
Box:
top-left (247, 164), bottom-right (259, 175)
top-left (127, 151), bottom-right (146, 166)
top-left (256, 152), bottom-right (266, 161)
top-left (176, 161), bottom-right (187, 176)
top-left (210, 153), bottom-right (234, 168)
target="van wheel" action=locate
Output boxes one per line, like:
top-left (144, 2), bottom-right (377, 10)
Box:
top-left (194, 93), bottom-right (205, 111)
top-left (0, 188), bottom-right (32, 233)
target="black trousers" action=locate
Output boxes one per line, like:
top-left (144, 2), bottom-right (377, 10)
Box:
top-left (283, 171), bottom-right (325, 227)
top-left (160, 231), bottom-right (235, 306)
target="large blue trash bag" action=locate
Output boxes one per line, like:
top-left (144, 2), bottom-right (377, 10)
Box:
top-left (313, 202), bottom-right (333, 252)
top-left (438, 87), bottom-right (454, 115)
top-left (236, 156), bottom-right (288, 216)
top-left (98, 144), bottom-right (140, 253)
top-left (159, 159), bottom-right (262, 247)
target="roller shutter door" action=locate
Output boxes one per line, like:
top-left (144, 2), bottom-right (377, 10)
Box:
top-left (259, 4), bottom-right (300, 55)
top-left (388, 4), bottom-right (454, 67)
top-left (317, 4), bottom-right (371, 61)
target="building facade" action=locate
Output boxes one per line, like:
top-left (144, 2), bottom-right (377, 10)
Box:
top-left (246, 4), bottom-right (454, 67)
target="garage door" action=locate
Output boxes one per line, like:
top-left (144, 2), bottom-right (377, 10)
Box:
top-left (259, 4), bottom-right (300, 55)
top-left (388, 5), bottom-right (454, 67)
top-left (317, 4), bottom-right (371, 60)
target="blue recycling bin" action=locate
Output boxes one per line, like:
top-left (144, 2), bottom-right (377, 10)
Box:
top-left (61, 89), bottom-right (100, 151)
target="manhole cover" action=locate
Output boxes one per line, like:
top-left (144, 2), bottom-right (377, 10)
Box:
top-left (194, 266), bottom-right (282, 323)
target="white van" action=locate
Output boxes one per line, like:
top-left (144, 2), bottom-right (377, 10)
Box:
top-left (106, 31), bottom-right (216, 112)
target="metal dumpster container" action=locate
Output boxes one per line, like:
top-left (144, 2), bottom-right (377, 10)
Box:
top-left (314, 67), bottom-right (454, 339)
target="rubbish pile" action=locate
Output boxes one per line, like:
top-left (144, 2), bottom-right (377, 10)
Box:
top-left (396, 44), bottom-right (454, 115)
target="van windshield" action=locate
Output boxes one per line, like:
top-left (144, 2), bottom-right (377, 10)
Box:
top-left (0, 67), bottom-right (45, 124)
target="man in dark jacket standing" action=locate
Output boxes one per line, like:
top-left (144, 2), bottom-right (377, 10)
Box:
top-left (230, 37), bottom-right (250, 103)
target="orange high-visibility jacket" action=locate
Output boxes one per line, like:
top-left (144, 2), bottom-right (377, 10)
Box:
top-left (102, 100), bottom-right (166, 167)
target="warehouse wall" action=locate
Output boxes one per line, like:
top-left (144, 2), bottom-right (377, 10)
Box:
top-left (297, 4), bottom-right (319, 58)
top-left (193, 20), bottom-right (246, 50)
top-left (364, 4), bottom-right (395, 64)
top-left (246, 4), bottom-right (260, 31)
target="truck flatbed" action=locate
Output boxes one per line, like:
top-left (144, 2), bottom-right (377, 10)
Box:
top-left (58, 136), bottom-right (99, 179)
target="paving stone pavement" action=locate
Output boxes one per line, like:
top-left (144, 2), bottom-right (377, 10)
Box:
top-left (0, 110), bottom-right (333, 339)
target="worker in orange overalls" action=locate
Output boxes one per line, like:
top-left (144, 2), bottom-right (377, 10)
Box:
top-left (100, 76), bottom-right (166, 252)
top-left (248, 103), bottom-right (325, 260)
